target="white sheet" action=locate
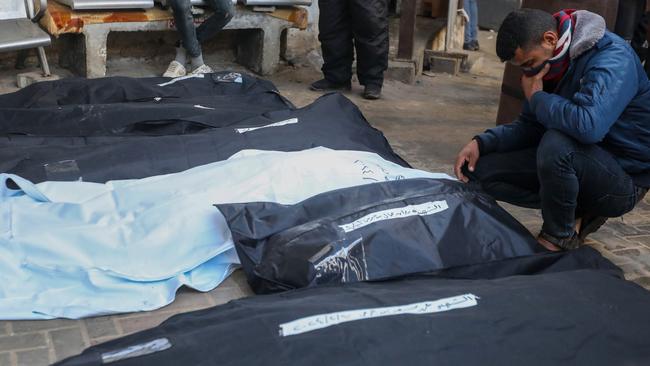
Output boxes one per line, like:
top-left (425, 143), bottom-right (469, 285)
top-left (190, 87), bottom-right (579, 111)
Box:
top-left (0, 148), bottom-right (452, 319)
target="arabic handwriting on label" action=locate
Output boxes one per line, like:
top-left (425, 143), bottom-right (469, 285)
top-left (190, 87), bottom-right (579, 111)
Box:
top-left (339, 201), bottom-right (449, 233)
top-left (279, 294), bottom-right (480, 337)
top-left (235, 118), bottom-right (299, 134)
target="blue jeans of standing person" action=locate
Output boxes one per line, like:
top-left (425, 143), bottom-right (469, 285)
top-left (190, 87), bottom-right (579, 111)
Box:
top-left (170, 0), bottom-right (234, 58)
top-left (464, 0), bottom-right (478, 44)
top-left (463, 130), bottom-right (643, 240)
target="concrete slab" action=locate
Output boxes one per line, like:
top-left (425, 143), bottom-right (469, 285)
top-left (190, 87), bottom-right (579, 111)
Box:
top-left (428, 55), bottom-right (459, 75)
top-left (16, 71), bottom-right (61, 88)
top-left (386, 59), bottom-right (417, 84)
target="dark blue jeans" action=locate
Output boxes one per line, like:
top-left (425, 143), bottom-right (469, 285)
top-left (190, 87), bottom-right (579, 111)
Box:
top-left (463, 0), bottom-right (478, 44)
top-left (465, 130), bottom-right (641, 239)
top-left (170, 0), bottom-right (234, 58)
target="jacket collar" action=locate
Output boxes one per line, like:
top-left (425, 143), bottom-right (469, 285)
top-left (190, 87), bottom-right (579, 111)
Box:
top-left (569, 10), bottom-right (606, 60)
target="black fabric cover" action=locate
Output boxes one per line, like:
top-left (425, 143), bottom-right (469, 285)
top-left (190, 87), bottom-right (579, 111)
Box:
top-left (0, 93), bottom-right (409, 182)
top-left (55, 249), bottom-right (650, 366)
top-left (0, 92), bottom-right (294, 137)
top-left (0, 72), bottom-right (277, 108)
top-left (217, 179), bottom-right (542, 294)
top-left (614, 0), bottom-right (647, 41)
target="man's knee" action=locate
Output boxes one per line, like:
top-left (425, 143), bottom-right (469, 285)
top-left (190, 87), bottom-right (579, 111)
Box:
top-left (170, 0), bottom-right (191, 12)
top-left (536, 130), bottom-right (579, 174)
top-left (210, 0), bottom-right (234, 20)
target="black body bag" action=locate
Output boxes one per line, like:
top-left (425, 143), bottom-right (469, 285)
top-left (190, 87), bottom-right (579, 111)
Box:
top-left (0, 93), bottom-right (408, 182)
top-left (217, 178), bottom-right (542, 294)
top-left (55, 249), bottom-right (650, 366)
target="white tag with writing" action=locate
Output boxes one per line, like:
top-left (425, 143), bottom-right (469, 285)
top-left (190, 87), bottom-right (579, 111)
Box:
top-left (235, 118), bottom-right (299, 134)
top-left (194, 104), bottom-right (215, 110)
top-left (279, 294), bottom-right (479, 337)
top-left (101, 338), bottom-right (172, 364)
top-left (339, 200), bottom-right (448, 233)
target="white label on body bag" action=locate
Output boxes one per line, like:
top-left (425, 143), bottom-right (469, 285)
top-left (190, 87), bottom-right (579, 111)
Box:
top-left (279, 294), bottom-right (479, 337)
top-left (235, 118), bottom-right (299, 134)
top-left (339, 200), bottom-right (449, 233)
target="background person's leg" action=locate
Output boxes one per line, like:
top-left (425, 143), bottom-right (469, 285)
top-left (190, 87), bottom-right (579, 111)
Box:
top-left (536, 130), bottom-right (638, 241)
top-left (463, 148), bottom-right (541, 209)
top-left (317, 0), bottom-right (354, 85)
top-left (170, 0), bottom-right (202, 58)
top-left (196, 0), bottom-right (234, 45)
top-left (187, 0), bottom-right (234, 71)
top-left (350, 0), bottom-right (389, 91)
top-left (463, 0), bottom-right (479, 50)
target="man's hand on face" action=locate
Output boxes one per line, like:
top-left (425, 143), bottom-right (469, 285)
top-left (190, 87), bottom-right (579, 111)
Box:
top-left (521, 63), bottom-right (550, 101)
top-left (454, 139), bottom-right (480, 183)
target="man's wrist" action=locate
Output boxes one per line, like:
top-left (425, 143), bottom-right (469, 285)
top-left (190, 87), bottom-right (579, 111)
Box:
top-left (472, 136), bottom-right (484, 155)
top-left (526, 88), bottom-right (543, 102)
top-left (528, 90), bottom-right (546, 111)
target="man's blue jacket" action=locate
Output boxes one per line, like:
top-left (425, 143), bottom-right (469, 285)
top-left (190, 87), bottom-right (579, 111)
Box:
top-left (478, 31), bottom-right (650, 187)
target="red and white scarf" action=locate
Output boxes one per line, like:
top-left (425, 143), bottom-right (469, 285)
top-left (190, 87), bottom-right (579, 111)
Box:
top-left (544, 9), bottom-right (576, 82)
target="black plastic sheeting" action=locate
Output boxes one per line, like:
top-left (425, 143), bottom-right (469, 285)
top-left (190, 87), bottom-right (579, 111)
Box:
top-left (55, 248), bottom-right (650, 366)
top-left (217, 179), bottom-right (542, 294)
top-left (0, 93), bottom-right (409, 182)
top-left (0, 72), bottom-right (291, 137)
top-left (0, 92), bottom-right (294, 137)
top-left (0, 72), bottom-right (278, 108)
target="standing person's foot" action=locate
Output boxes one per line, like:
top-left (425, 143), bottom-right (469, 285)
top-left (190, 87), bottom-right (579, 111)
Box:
top-left (163, 60), bottom-right (187, 78)
top-left (363, 84), bottom-right (382, 100)
top-left (463, 41), bottom-right (480, 51)
top-left (191, 64), bottom-right (213, 75)
top-left (309, 79), bottom-right (352, 91)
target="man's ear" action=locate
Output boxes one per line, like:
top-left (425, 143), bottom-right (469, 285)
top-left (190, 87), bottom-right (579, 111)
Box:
top-left (542, 31), bottom-right (558, 47)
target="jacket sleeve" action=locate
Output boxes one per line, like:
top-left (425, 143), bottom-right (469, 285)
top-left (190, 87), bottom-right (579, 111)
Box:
top-left (475, 101), bottom-right (546, 155)
top-left (528, 45), bottom-right (639, 144)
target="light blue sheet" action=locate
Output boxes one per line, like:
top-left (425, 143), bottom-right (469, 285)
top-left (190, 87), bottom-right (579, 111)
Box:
top-left (0, 148), bottom-right (452, 319)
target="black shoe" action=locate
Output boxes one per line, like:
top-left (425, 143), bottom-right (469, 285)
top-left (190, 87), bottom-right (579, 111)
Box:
top-left (363, 84), bottom-right (382, 100)
top-left (463, 41), bottom-right (480, 51)
top-left (578, 187), bottom-right (648, 242)
top-left (309, 78), bottom-right (351, 91)
top-left (577, 215), bottom-right (609, 243)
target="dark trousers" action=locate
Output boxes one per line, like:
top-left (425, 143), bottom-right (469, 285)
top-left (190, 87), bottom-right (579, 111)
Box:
top-left (465, 130), bottom-right (641, 239)
top-left (170, 0), bottom-right (234, 58)
top-left (318, 0), bottom-right (389, 87)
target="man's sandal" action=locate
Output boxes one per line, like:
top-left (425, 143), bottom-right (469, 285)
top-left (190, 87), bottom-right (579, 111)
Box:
top-left (538, 231), bottom-right (581, 251)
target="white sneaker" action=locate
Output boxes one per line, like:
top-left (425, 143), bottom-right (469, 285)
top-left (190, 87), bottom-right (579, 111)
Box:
top-left (163, 60), bottom-right (187, 78)
top-left (191, 64), bottom-right (213, 75)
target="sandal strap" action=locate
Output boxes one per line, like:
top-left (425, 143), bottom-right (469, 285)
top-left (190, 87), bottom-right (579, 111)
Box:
top-left (539, 231), bottom-right (580, 250)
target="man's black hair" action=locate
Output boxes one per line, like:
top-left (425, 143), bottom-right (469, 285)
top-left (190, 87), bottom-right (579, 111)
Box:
top-left (496, 8), bottom-right (557, 62)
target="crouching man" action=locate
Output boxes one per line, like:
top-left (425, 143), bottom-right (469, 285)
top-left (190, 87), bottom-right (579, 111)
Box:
top-left (454, 9), bottom-right (650, 251)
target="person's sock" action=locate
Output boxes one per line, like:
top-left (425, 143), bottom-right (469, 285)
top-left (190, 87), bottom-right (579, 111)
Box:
top-left (191, 54), bottom-right (205, 70)
top-left (175, 47), bottom-right (187, 65)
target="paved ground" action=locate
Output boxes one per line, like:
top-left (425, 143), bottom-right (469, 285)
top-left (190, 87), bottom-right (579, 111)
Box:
top-left (1, 31), bottom-right (649, 365)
